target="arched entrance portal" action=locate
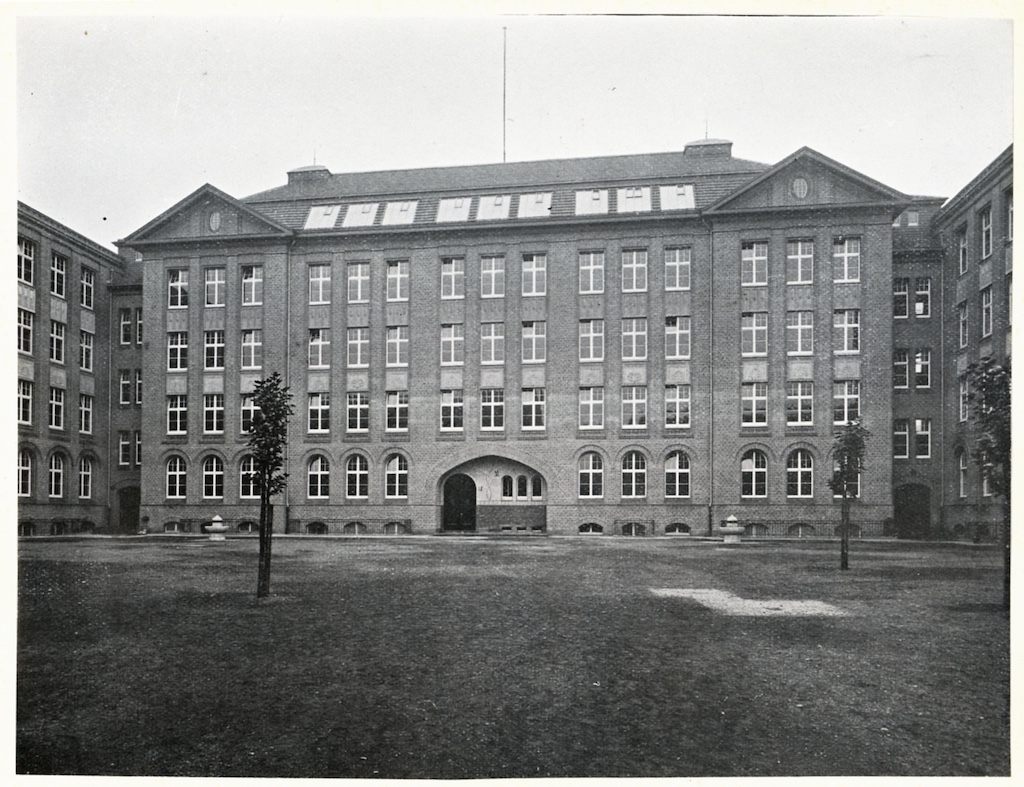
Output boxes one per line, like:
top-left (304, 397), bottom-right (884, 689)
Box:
top-left (443, 474), bottom-right (477, 532)
top-left (894, 483), bottom-right (932, 539)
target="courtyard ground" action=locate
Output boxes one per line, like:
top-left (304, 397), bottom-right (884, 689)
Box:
top-left (17, 535), bottom-right (1010, 777)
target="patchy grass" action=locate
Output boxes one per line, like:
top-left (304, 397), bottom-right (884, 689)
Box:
top-left (17, 536), bottom-right (1008, 777)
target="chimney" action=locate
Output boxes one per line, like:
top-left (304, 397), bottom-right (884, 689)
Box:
top-left (287, 165), bottom-right (332, 185)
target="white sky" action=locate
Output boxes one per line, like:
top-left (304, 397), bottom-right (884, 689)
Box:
top-left (10, 6), bottom-right (1016, 250)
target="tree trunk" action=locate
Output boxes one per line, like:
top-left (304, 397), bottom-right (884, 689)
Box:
top-left (257, 484), bottom-right (272, 598)
top-left (840, 493), bottom-right (850, 571)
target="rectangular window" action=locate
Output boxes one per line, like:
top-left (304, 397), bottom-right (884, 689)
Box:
top-left (907, 210), bottom-right (919, 227)
top-left (914, 278), bottom-right (931, 318)
top-left (168, 269), bottom-right (188, 308)
top-left (49, 320), bottom-right (65, 364)
top-left (617, 186), bottom-right (651, 212)
top-left (204, 393), bottom-right (225, 434)
top-left (50, 252), bottom-right (67, 297)
top-left (346, 327), bottom-right (369, 368)
top-left (575, 189), bottom-right (608, 215)
top-left (786, 239), bottom-right (814, 284)
top-left (958, 302), bottom-right (969, 347)
top-left (135, 308), bottom-right (143, 344)
top-left (386, 391), bottom-right (409, 432)
top-left (308, 393), bottom-right (331, 433)
top-left (741, 241), bottom-right (767, 286)
top-left (958, 227), bottom-right (969, 274)
top-left (308, 328), bottom-right (331, 368)
top-left (119, 370), bottom-right (132, 405)
top-left (833, 309), bottom-right (860, 353)
top-left (518, 192), bottom-right (552, 218)
top-left (240, 329), bottom-right (263, 369)
top-left (167, 331), bottom-right (188, 370)
top-left (665, 316), bottom-right (691, 359)
top-left (441, 257), bottom-right (465, 299)
top-left (480, 256), bottom-right (505, 298)
top-left (309, 264), bottom-right (332, 304)
top-left (241, 265), bottom-right (264, 305)
top-left (440, 389), bottom-right (464, 431)
top-left (240, 394), bottom-right (259, 434)
top-left (741, 382), bottom-right (768, 426)
top-left (440, 324), bottom-right (464, 365)
top-left (49, 387), bottom-right (65, 430)
top-left (347, 392), bottom-right (369, 433)
top-left (522, 388), bottom-right (546, 430)
top-left (18, 237), bottom-right (35, 284)
top-left (741, 312), bottom-right (768, 356)
top-left (579, 319), bottom-right (604, 362)
top-left (480, 388), bottom-right (505, 431)
top-left (915, 418), bottom-right (932, 458)
top-left (80, 268), bottom-right (95, 309)
top-left (665, 384), bottom-right (691, 428)
top-left (893, 278), bottom-right (909, 318)
top-left (18, 380), bottom-right (33, 424)
top-left (621, 385), bottom-right (647, 429)
top-left (664, 247), bottom-right (691, 290)
top-left (578, 387), bottom-right (604, 429)
top-left (522, 253), bottom-right (547, 296)
top-left (980, 207), bottom-right (993, 258)
top-left (786, 381), bottom-right (814, 425)
top-left (205, 267), bottom-right (225, 307)
top-left (134, 431), bottom-right (142, 466)
top-left (119, 432), bottom-right (131, 466)
top-left (833, 380), bottom-right (861, 425)
top-left (386, 326), bottom-right (409, 367)
top-left (786, 311), bottom-right (814, 355)
top-left (833, 237), bottom-right (861, 282)
top-left (166, 394), bottom-right (187, 434)
top-left (134, 369), bottom-right (142, 404)
top-left (17, 309), bottom-right (33, 354)
top-left (981, 286), bottom-right (993, 337)
top-left (119, 308), bottom-right (133, 344)
top-left (893, 350), bottom-right (909, 389)
top-left (959, 377), bottom-right (969, 422)
top-left (386, 260), bottom-right (409, 301)
top-left (621, 250), bottom-right (648, 292)
top-left (914, 349), bottom-right (931, 388)
top-left (204, 330), bottom-right (225, 370)
top-left (480, 322), bottom-right (505, 365)
top-left (893, 418), bottom-right (910, 458)
top-left (622, 318), bottom-right (648, 360)
top-left (579, 252), bottom-right (605, 294)
top-left (347, 262), bottom-right (369, 303)
top-left (522, 321), bottom-right (546, 363)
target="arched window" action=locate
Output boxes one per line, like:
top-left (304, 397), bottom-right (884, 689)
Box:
top-left (347, 454), bottom-right (368, 498)
top-left (49, 454), bottom-right (65, 499)
top-left (239, 455), bottom-right (258, 499)
top-left (166, 456), bottom-right (187, 499)
top-left (18, 450), bottom-right (32, 497)
top-left (621, 451), bottom-right (647, 498)
top-left (385, 455), bottom-right (408, 498)
top-left (957, 449), bottom-right (968, 498)
top-left (786, 449), bottom-right (813, 498)
top-left (308, 455), bottom-right (330, 499)
top-left (517, 475), bottom-right (528, 498)
top-left (578, 453), bottom-right (603, 498)
top-left (502, 475), bottom-right (513, 499)
top-left (531, 475), bottom-right (543, 499)
top-left (78, 457), bottom-right (93, 499)
top-left (202, 455), bottom-right (224, 498)
top-left (665, 451), bottom-right (690, 498)
top-left (741, 449), bottom-right (767, 498)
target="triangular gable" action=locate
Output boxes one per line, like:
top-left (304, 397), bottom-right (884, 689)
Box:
top-left (704, 147), bottom-right (908, 215)
top-left (119, 184), bottom-right (294, 246)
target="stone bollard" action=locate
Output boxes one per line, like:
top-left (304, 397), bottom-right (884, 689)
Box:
top-left (720, 514), bottom-right (744, 544)
top-left (207, 514), bottom-right (228, 542)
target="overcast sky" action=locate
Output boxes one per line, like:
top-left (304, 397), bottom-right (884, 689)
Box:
top-left (15, 12), bottom-right (1014, 250)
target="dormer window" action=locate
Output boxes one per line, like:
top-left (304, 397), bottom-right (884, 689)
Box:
top-left (575, 189), bottom-right (608, 215)
top-left (659, 184), bottom-right (695, 210)
top-left (304, 205), bottom-right (341, 229)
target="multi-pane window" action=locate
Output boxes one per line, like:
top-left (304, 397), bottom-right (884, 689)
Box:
top-left (741, 312), bottom-right (767, 356)
top-left (347, 327), bottom-right (369, 368)
top-left (521, 321), bottom-right (546, 363)
top-left (79, 393), bottom-right (93, 434)
top-left (786, 450), bottom-right (813, 498)
top-left (18, 451), bottom-right (31, 497)
top-left (17, 309), bottom-right (33, 354)
top-left (833, 380), bottom-right (860, 425)
top-left (579, 320), bottom-right (604, 362)
top-left (621, 250), bottom-right (648, 292)
top-left (741, 382), bottom-right (768, 426)
top-left (134, 431), bottom-right (142, 466)
top-left (387, 326), bottom-right (409, 366)
top-left (521, 388), bottom-right (546, 430)
top-left (441, 257), bottom-right (465, 299)
top-left (579, 251), bottom-right (605, 294)
top-left (240, 456), bottom-right (258, 499)
top-left (665, 248), bottom-right (691, 290)
top-left (347, 455), bottom-right (369, 499)
top-left (914, 349), bottom-right (931, 388)
top-left (49, 320), bottom-right (65, 363)
top-left (915, 418), bottom-right (932, 458)
top-left (168, 269), bottom-right (188, 308)
top-left (386, 260), bottom-right (409, 301)
top-left (622, 318), bottom-right (648, 360)
top-left (958, 302), bottom-right (969, 348)
top-left (578, 453), bottom-right (603, 498)
top-left (204, 330), bottom-right (225, 370)
top-left (893, 350), bottom-right (909, 389)
top-left (239, 329), bottom-right (262, 370)
top-left (120, 308), bottom-right (133, 344)
top-left (18, 380), bottom-right (32, 424)
top-left (786, 311), bottom-right (814, 355)
top-left (240, 394), bottom-right (260, 433)
top-left (241, 265), bottom-right (263, 305)
top-left (833, 309), bottom-right (860, 353)
top-left (621, 386), bottom-right (647, 429)
top-left (440, 324), bottom-right (464, 365)
top-left (203, 456), bottom-right (224, 499)
top-left (309, 264), bottom-right (331, 304)
top-left (1007, 190), bottom-right (1014, 242)
top-left (665, 317), bottom-right (691, 359)
top-left (893, 419), bottom-right (910, 458)
top-left (48, 387), bottom-right (64, 430)
top-left (665, 452), bottom-right (691, 498)
top-left (981, 286), bottom-right (993, 337)
top-left (786, 381), bottom-right (814, 425)
top-left (48, 454), bottom-right (65, 499)
top-left (786, 240), bottom-right (814, 284)
top-left (135, 308), bottom-right (143, 343)
top-left (347, 262), bottom-right (369, 303)
top-left (80, 268), bottom-right (95, 309)
top-left (480, 323), bottom-right (504, 365)
top-left (167, 331), bottom-right (188, 370)
top-left (167, 394), bottom-right (188, 434)
top-left (50, 253), bottom-right (67, 297)
top-left (308, 328), bottom-right (331, 368)
top-left (959, 377), bottom-right (969, 422)
top-left (958, 227), bottom-right (969, 274)
top-left (480, 389), bottom-right (505, 430)
top-left (741, 242), bottom-right (767, 285)
top-left (440, 390), bottom-right (464, 431)
top-left (79, 331), bottom-right (94, 371)
top-left (385, 455), bottom-right (409, 499)
top-left (18, 237), bottom-right (35, 284)
top-left (205, 267), bottom-right (225, 306)
top-left (665, 384), bottom-right (691, 428)
top-left (741, 450), bottom-right (768, 498)
top-left (621, 451), bottom-right (647, 498)
top-left (832, 237), bottom-right (861, 282)
top-left (957, 450), bottom-right (968, 498)
top-left (118, 431), bottom-right (132, 466)
top-left (480, 256), bottom-right (505, 298)
top-left (203, 394), bottom-right (225, 434)
top-left (915, 278), bottom-right (931, 317)
top-left (308, 456), bottom-right (330, 499)
top-left (386, 391), bottom-right (409, 432)
top-left (119, 370), bottom-right (132, 404)
top-left (347, 392), bottom-right (369, 433)
top-left (522, 253), bottom-right (547, 296)
top-left (980, 207), bottom-right (993, 258)
top-left (893, 278), bottom-right (909, 318)
top-left (308, 393), bottom-right (331, 433)
top-left (578, 387), bottom-right (604, 429)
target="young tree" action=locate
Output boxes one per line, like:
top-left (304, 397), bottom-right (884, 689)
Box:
top-left (247, 372), bottom-right (295, 598)
top-left (829, 420), bottom-right (869, 571)
top-left (965, 356), bottom-right (1011, 609)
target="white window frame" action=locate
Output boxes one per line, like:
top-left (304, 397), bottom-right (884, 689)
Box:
top-left (308, 328), bottom-right (331, 369)
top-left (203, 393), bottom-right (225, 434)
top-left (833, 309), bottom-right (861, 354)
top-left (893, 350), bottom-right (909, 389)
top-left (167, 331), bottom-right (188, 371)
top-left (49, 320), bottom-right (65, 364)
top-left (441, 257), bottom-right (465, 300)
top-left (205, 267), bottom-right (225, 307)
top-left (579, 319), bottom-right (604, 362)
top-left (786, 240), bottom-right (814, 284)
top-left (346, 392), bottom-right (369, 433)
top-left (741, 312), bottom-right (768, 356)
top-left (981, 286), bottom-right (993, 337)
top-left (786, 381), bottom-right (814, 425)
top-left (665, 316), bottom-right (691, 360)
top-left (202, 455), bottom-right (224, 499)
top-left (981, 207), bottom-right (993, 259)
top-left (240, 394), bottom-right (260, 434)
top-left (440, 324), bottom-right (464, 366)
top-left (915, 418), bottom-right (932, 459)
top-left (665, 384), bottom-right (691, 429)
top-left (578, 387), bottom-right (604, 430)
top-left (521, 321), bottom-right (546, 364)
top-left (480, 256), bottom-right (505, 299)
top-left (308, 456), bottom-right (330, 499)
top-left (914, 278), bottom-right (931, 318)
top-left (621, 451), bottom-right (647, 498)
top-left (914, 349), bottom-right (931, 389)
top-left (893, 278), bottom-right (909, 318)
top-left (893, 419), bottom-right (910, 459)
top-left (522, 253), bottom-right (547, 296)
top-left (786, 311), bottom-right (814, 356)
top-left (521, 388), bottom-right (546, 430)
top-left (79, 331), bottom-right (93, 372)
top-left (80, 267), bottom-right (95, 309)
top-left (440, 389), bottom-right (464, 431)
top-left (741, 242), bottom-right (767, 286)
top-left (17, 309), bottom-right (33, 354)
top-left (385, 455), bottom-right (409, 499)
top-left (240, 329), bottom-right (263, 370)
top-left (308, 392), bottom-right (331, 434)
top-left (958, 302), bottom-right (969, 348)
top-left (480, 322), bottom-right (505, 365)
top-left (347, 327), bottom-right (369, 368)
top-left (204, 330), bottom-right (225, 370)
top-left (741, 382), bottom-right (768, 426)
top-left (309, 264), bottom-right (332, 305)
top-left (241, 265), bottom-right (264, 305)
top-left (18, 237), bottom-right (34, 285)
top-left (958, 227), bottom-right (969, 274)
top-left (621, 250), bottom-right (648, 293)
top-left (621, 385), bottom-right (647, 429)
top-left (386, 260), bottom-right (409, 302)
top-left (665, 452), bottom-right (691, 499)
top-left (959, 377), bottom-right (969, 422)
top-left (621, 318), bottom-right (648, 361)
top-left (833, 380), bottom-right (861, 425)
top-left (480, 388), bottom-right (505, 431)
top-left (18, 380), bottom-right (33, 425)
top-left (168, 269), bottom-right (188, 308)
top-left (386, 325), bottom-right (409, 367)
top-left (833, 237), bottom-right (861, 282)
top-left (49, 387), bottom-right (64, 430)
top-left (386, 391), bottom-right (409, 432)
top-left (664, 247), bottom-right (692, 291)
top-left (50, 253), bottom-right (67, 298)
top-left (786, 450), bottom-right (814, 498)
top-left (741, 450), bottom-right (768, 498)
top-left (578, 453), bottom-right (604, 498)
top-left (347, 262), bottom-right (369, 304)
top-left (79, 393), bottom-right (93, 434)
top-left (579, 251), bottom-right (605, 294)
top-left (167, 394), bottom-right (188, 435)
